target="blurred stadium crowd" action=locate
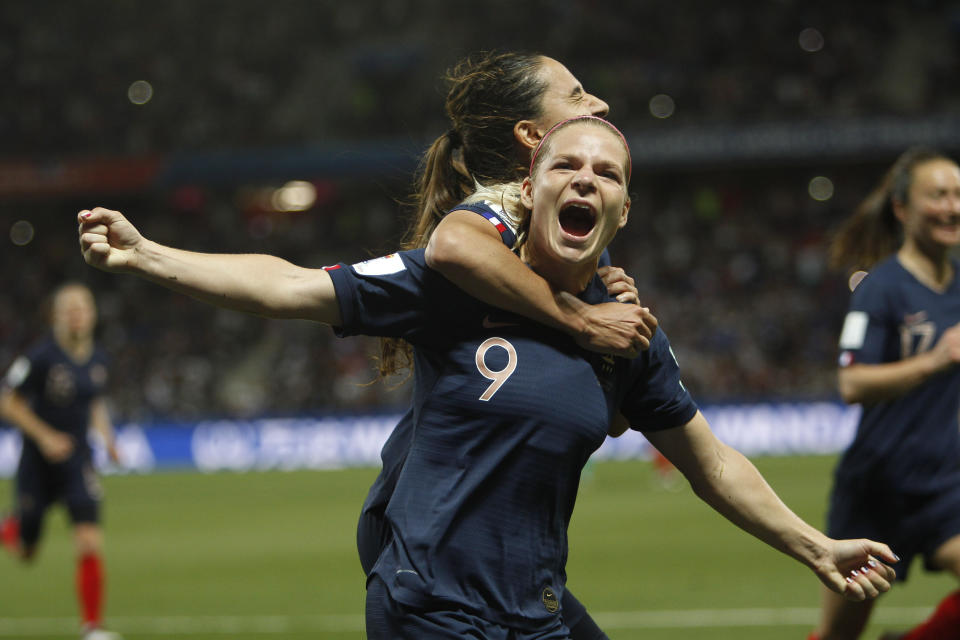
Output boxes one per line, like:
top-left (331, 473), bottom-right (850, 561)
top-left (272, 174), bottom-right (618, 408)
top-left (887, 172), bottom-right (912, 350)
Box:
top-left (2, 0), bottom-right (959, 422)
top-left (4, 0), bottom-right (958, 156)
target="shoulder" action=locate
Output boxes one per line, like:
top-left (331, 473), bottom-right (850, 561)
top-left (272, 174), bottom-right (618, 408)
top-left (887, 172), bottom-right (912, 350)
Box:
top-left (2, 339), bottom-right (51, 389)
top-left (22, 338), bottom-right (56, 366)
top-left (848, 258), bottom-right (901, 306)
top-left (328, 250), bottom-right (429, 283)
top-left (449, 200), bottom-right (520, 247)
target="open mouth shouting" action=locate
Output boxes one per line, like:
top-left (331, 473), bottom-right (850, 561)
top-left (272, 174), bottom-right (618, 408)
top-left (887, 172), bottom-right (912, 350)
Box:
top-left (558, 201), bottom-right (596, 239)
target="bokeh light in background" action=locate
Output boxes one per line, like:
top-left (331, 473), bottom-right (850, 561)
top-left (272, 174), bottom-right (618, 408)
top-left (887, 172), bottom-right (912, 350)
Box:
top-left (127, 80), bottom-right (153, 105)
top-left (272, 181), bottom-right (317, 212)
top-left (808, 176), bottom-right (834, 201)
top-left (648, 94), bottom-right (675, 119)
top-left (0, 2), bottom-right (958, 417)
top-left (798, 27), bottom-right (825, 53)
top-left (9, 220), bottom-right (35, 246)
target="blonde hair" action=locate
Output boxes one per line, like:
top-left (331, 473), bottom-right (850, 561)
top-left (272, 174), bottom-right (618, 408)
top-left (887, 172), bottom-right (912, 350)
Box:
top-left (461, 180), bottom-right (531, 249)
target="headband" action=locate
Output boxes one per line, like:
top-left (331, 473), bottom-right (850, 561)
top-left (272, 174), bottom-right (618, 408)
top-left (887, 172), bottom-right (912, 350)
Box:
top-left (529, 115), bottom-right (632, 183)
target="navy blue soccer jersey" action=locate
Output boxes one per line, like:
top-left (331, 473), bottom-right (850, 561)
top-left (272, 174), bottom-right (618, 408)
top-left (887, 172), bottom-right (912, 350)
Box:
top-left (355, 203), bottom-right (617, 576)
top-left (836, 256), bottom-right (960, 492)
top-left (328, 246), bottom-right (696, 629)
top-left (2, 336), bottom-right (108, 459)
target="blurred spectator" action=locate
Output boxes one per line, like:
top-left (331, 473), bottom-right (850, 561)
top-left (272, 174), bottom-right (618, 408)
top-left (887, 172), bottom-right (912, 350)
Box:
top-left (0, 163), bottom-right (895, 421)
top-left (2, 0), bottom-right (960, 421)
top-left (1, 1), bottom-right (958, 157)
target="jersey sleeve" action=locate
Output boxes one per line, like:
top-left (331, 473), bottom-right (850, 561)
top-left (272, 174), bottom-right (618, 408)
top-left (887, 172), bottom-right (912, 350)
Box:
top-left (451, 202), bottom-right (518, 248)
top-left (325, 249), bottom-right (467, 342)
top-left (2, 345), bottom-right (45, 396)
top-left (326, 251), bottom-right (429, 339)
top-left (837, 272), bottom-right (892, 367)
top-left (620, 330), bottom-right (698, 433)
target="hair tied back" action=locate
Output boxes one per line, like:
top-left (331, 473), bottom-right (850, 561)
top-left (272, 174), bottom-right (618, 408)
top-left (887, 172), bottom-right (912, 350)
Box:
top-left (447, 128), bottom-right (462, 148)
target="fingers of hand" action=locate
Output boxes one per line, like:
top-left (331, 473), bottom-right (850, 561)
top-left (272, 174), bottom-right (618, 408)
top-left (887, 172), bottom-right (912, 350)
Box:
top-left (599, 267), bottom-right (633, 286)
top-left (841, 576), bottom-right (867, 601)
top-left (598, 266), bottom-right (621, 282)
top-left (604, 281), bottom-right (631, 295)
top-left (867, 544), bottom-right (901, 572)
top-left (641, 308), bottom-right (658, 330)
top-left (78, 207), bottom-right (102, 223)
top-left (844, 561), bottom-right (891, 600)
top-left (604, 279), bottom-right (640, 306)
top-left (81, 222), bottom-right (109, 236)
top-left (867, 554), bottom-right (897, 582)
top-left (79, 232), bottom-right (107, 254)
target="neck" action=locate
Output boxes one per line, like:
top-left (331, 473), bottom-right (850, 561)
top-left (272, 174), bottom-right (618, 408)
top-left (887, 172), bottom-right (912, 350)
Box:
top-left (54, 327), bottom-right (92, 361)
top-left (898, 242), bottom-right (953, 290)
top-left (522, 246), bottom-right (597, 294)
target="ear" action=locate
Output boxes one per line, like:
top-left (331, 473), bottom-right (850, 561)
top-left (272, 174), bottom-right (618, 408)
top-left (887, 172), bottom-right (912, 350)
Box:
top-left (892, 198), bottom-right (909, 225)
top-left (617, 197), bottom-right (631, 229)
top-left (520, 177), bottom-right (535, 210)
top-left (514, 120), bottom-right (543, 150)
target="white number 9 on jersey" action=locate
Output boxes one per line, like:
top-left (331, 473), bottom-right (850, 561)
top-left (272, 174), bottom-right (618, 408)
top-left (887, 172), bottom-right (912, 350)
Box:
top-left (475, 337), bottom-right (518, 401)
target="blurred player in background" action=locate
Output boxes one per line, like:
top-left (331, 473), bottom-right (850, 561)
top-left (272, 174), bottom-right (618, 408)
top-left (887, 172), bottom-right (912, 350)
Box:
top-left (810, 148), bottom-right (960, 640)
top-left (78, 115), bottom-right (897, 638)
top-left (0, 282), bottom-right (121, 640)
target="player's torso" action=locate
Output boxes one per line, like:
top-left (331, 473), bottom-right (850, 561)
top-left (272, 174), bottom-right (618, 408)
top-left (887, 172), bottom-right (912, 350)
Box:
top-left (25, 340), bottom-right (106, 444)
top-left (843, 259), bottom-right (960, 489)
top-left (379, 296), bottom-right (615, 627)
top-left (878, 262), bottom-right (960, 364)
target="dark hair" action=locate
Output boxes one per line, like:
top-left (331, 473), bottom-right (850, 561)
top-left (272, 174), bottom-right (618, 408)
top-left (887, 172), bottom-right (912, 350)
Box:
top-left (378, 51), bottom-right (549, 378)
top-left (401, 51), bottom-right (547, 251)
top-left (829, 147), bottom-right (953, 272)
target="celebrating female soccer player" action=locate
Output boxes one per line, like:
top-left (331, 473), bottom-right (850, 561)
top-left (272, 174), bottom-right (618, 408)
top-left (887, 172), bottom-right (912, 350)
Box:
top-left (0, 283), bottom-right (122, 640)
top-left (810, 148), bottom-right (960, 640)
top-left (79, 115), bottom-right (897, 639)
top-left (358, 51), bottom-right (651, 640)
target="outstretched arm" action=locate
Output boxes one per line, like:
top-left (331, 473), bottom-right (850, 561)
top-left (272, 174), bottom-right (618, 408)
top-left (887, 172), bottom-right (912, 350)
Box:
top-left (646, 412), bottom-right (898, 601)
top-left (78, 207), bottom-right (341, 325)
top-left (426, 210), bottom-right (656, 357)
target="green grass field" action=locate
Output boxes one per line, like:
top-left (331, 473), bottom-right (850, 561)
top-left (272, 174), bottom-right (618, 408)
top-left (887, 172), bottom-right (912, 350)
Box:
top-left (0, 455), bottom-right (953, 639)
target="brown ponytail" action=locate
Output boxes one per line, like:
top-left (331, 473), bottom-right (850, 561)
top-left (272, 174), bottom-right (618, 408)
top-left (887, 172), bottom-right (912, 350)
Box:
top-left (401, 131), bottom-right (474, 250)
top-left (378, 51), bottom-right (549, 378)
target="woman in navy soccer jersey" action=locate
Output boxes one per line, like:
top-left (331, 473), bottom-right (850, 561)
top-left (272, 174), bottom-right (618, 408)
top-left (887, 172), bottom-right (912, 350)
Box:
top-left (0, 283), bottom-right (122, 640)
top-left (78, 116), bottom-right (897, 639)
top-left (809, 149), bottom-right (960, 640)
top-left (358, 52), bottom-right (654, 640)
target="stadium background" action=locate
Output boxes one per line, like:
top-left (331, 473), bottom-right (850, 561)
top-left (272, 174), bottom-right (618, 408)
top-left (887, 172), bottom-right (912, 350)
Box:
top-left (2, 1), bottom-right (959, 637)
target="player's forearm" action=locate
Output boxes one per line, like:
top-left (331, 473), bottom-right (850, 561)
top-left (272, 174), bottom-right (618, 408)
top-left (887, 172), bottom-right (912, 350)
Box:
top-left (88, 398), bottom-right (114, 445)
top-left (131, 239), bottom-right (341, 324)
top-left (688, 443), bottom-right (831, 568)
top-left (426, 217), bottom-right (582, 334)
top-left (838, 355), bottom-right (940, 404)
top-left (0, 391), bottom-right (57, 444)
